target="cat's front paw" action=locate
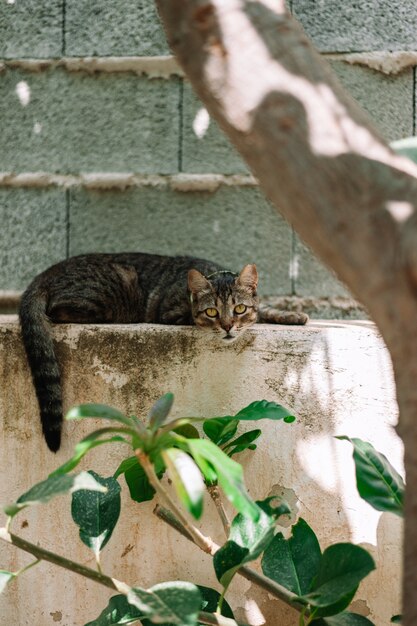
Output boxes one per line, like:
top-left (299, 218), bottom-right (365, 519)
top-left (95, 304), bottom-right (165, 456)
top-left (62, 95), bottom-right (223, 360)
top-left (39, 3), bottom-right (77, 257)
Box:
top-left (258, 305), bottom-right (309, 325)
top-left (277, 311), bottom-right (309, 325)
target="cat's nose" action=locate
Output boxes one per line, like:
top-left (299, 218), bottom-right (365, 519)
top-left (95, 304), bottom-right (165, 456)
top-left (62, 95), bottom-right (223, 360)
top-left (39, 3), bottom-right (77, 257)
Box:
top-left (221, 322), bottom-right (233, 332)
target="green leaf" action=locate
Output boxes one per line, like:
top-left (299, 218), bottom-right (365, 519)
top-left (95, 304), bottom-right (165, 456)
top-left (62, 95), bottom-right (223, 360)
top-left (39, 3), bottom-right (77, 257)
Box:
top-left (0, 571), bottom-right (15, 594)
top-left (85, 585), bottom-right (216, 626)
top-left (127, 581), bottom-right (201, 626)
top-left (162, 449), bottom-right (204, 519)
top-left (261, 518), bottom-right (321, 596)
top-left (391, 616), bottom-right (402, 623)
top-left (196, 585), bottom-right (234, 619)
top-left (113, 456), bottom-right (140, 479)
top-left (300, 544), bottom-right (375, 609)
top-left (190, 453), bottom-right (218, 485)
top-left (391, 136), bottom-right (417, 164)
top-left (311, 587), bottom-right (358, 618)
top-left (115, 456), bottom-right (165, 504)
top-left (257, 496), bottom-right (291, 518)
top-left (4, 471), bottom-right (106, 517)
top-left (223, 429), bottom-right (262, 456)
top-left (236, 400), bottom-right (296, 423)
top-left (148, 393), bottom-right (174, 432)
top-left (203, 417), bottom-right (239, 446)
top-left (337, 437), bottom-right (404, 516)
top-left (312, 612), bottom-right (375, 625)
top-left (185, 439), bottom-right (259, 520)
top-left (71, 471), bottom-right (121, 556)
top-left (84, 594), bottom-right (144, 625)
top-left (213, 503), bottom-right (275, 589)
top-left (66, 404), bottom-right (134, 428)
top-left (139, 585), bottom-right (235, 626)
top-left (50, 429), bottom-right (128, 477)
top-left (173, 423), bottom-right (200, 439)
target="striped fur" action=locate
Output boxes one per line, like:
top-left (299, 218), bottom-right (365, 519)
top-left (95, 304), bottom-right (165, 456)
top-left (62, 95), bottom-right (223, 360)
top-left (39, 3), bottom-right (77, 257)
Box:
top-left (19, 252), bottom-right (307, 451)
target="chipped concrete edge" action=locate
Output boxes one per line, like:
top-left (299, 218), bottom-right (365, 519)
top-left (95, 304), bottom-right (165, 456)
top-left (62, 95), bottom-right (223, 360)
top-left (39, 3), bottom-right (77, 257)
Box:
top-left (0, 172), bottom-right (258, 191)
top-left (326, 50), bottom-right (417, 75)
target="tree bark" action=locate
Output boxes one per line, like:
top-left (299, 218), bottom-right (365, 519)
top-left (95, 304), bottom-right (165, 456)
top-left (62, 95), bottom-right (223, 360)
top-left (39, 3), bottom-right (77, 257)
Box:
top-left (155, 0), bottom-right (417, 623)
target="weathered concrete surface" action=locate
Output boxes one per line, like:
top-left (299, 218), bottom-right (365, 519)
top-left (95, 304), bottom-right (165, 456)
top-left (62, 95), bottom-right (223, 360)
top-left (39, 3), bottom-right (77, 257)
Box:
top-left (0, 69), bottom-right (180, 174)
top-left (0, 188), bottom-right (67, 290)
top-left (0, 318), bottom-right (402, 625)
top-left (0, 0), bottom-right (63, 59)
top-left (293, 0), bottom-right (417, 52)
top-left (65, 0), bottom-right (169, 57)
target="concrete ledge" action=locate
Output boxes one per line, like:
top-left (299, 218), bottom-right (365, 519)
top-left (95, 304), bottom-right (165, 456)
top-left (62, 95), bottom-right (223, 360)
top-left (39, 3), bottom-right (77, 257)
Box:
top-left (0, 319), bottom-right (402, 624)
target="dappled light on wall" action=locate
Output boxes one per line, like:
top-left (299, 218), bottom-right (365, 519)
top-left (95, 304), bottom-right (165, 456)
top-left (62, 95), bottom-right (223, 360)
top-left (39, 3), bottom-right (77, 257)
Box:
top-left (15, 80), bottom-right (30, 107)
top-left (193, 106), bottom-right (210, 138)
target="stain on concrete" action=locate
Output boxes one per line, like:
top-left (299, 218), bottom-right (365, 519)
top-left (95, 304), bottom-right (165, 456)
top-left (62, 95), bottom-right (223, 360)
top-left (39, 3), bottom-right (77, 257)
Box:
top-left (92, 356), bottom-right (129, 388)
top-left (49, 610), bottom-right (62, 622)
top-left (121, 543), bottom-right (134, 558)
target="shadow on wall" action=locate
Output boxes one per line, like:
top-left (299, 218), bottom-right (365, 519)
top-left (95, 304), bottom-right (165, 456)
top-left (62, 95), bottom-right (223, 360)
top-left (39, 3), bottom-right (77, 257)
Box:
top-left (0, 320), bottom-right (401, 625)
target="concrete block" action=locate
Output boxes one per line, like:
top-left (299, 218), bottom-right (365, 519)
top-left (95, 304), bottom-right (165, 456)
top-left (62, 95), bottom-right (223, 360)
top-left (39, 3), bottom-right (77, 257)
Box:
top-left (293, 235), bottom-right (351, 298)
top-left (0, 69), bottom-right (180, 174)
top-left (0, 188), bottom-right (66, 290)
top-left (331, 60), bottom-right (414, 142)
top-left (68, 185), bottom-right (293, 295)
top-left (0, 0), bottom-right (62, 59)
top-left (181, 83), bottom-right (249, 174)
top-left (65, 0), bottom-right (169, 57)
top-left (293, 1), bottom-right (417, 52)
top-left (0, 319), bottom-right (402, 625)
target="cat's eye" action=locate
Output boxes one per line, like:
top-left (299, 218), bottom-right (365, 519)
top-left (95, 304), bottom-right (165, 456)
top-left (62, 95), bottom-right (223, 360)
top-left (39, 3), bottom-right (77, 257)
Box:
top-left (205, 308), bottom-right (219, 318)
top-left (234, 304), bottom-right (247, 314)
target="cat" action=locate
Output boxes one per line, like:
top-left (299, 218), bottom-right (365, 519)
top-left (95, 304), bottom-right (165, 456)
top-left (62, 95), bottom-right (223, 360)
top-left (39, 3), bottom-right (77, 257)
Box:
top-left (19, 252), bottom-right (308, 452)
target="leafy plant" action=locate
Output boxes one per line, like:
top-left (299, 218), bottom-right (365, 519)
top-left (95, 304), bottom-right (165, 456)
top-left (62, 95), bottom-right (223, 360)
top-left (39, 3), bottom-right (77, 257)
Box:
top-left (1, 395), bottom-right (398, 625)
top-left (336, 437), bottom-right (404, 517)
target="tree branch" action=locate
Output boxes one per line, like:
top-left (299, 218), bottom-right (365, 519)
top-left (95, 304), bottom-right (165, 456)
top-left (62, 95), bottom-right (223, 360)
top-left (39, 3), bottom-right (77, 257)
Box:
top-left (154, 2), bottom-right (417, 623)
top-left (0, 527), bottom-right (248, 626)
top-left (155, 0), bottom-right (417, 344)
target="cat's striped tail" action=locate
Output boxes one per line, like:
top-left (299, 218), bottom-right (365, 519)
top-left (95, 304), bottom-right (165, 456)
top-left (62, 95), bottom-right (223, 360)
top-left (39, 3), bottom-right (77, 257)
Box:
top-left (19, 281), bottom-right (62, 452)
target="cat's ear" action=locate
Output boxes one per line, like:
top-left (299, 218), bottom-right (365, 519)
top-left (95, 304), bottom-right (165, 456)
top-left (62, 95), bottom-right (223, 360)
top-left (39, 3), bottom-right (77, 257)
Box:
top-left (237, 264), bottom-right (258, 291)
top-left (188, 269), bottom-right (212, 294)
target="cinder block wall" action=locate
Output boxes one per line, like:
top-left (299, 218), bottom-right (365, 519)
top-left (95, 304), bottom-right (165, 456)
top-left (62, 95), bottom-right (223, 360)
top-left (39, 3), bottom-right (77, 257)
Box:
top-left (0, 1), bottom-right (416, 313)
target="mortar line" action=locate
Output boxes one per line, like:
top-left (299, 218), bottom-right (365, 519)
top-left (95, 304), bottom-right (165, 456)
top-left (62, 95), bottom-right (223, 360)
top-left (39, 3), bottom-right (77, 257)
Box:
top-left (178, 78), bottom-right (184, 172)
top-left (62, 0), bottom-right (66, 56)
top-left (65, 189), bottom-right (70, 258)
top-left (413, 66), bottom-right (416, 136)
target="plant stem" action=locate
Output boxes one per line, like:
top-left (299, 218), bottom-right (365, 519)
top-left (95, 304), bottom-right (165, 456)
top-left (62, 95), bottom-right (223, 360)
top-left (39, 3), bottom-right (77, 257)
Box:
top-left (0, 527), bottom-right (120, 590)
top-left (154, 505), bottom-right (308, 615)
top-left (0, 528), bottom-right (248, 626)
top-left (207, 484), bottom-right (231, 535)
top-left (15, 558), bottom-right (40, 576)
top-left (135, 449), bottom-right (217, 554)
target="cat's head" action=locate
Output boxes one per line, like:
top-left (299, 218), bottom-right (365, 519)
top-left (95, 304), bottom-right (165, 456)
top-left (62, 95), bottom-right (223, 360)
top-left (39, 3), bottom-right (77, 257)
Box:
top-left (188, 264), bottom-right (259, 343)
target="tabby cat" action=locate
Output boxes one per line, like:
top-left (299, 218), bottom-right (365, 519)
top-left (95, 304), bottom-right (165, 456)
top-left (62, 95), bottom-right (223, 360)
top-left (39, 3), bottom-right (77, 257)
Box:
top-left (19, 252), bottom-right (307, 452)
